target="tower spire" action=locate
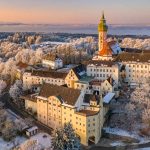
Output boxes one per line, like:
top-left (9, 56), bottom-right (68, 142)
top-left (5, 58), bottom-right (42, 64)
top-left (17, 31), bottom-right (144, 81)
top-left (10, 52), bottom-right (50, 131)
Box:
top-left (98, 12), bottom-right (108, 32)
top-left (98, 12), bottom-right (112, 57)
top-left (102, 11), bottom-right (105, 20)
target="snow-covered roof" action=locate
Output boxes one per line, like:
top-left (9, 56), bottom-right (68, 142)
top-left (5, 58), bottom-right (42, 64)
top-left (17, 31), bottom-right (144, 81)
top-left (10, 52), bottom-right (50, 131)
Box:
top-left (26, 126), bottom-right (38, 132)
top-left (103, 92), bottom-right (115, 104)
top-left (130, 82), bottom-right (137, 86)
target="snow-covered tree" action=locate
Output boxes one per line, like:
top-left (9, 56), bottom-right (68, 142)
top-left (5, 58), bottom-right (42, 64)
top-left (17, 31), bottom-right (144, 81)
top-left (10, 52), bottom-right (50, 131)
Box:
top-left (9, 80), bottom-right (23, 102)
top-left (2, 119), bottom-right (17, 141)
top-left (109, 79), bottom-right (150, 132)
top-left (52, 122), bottom-right (80, 150)
top-left (35, 36), bottom-right (42, 44)
top-left (19, 139), bottom-right (43, 150)
top-left (0, 80), bottom-right (7, 95)
top-left (121, 38), bottom-right (150, 50)
top-left (0, 109), bottom-right (7, 129)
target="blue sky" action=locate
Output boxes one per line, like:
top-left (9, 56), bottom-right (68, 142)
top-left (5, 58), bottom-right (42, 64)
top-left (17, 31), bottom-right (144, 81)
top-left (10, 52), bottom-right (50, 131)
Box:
top-left (0, 0), bottom-right (149, 24)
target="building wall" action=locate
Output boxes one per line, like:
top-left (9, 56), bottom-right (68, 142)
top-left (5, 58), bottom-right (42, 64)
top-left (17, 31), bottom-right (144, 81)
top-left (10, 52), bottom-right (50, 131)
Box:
top-left (61, 105), bottom-right (102, 146)
top-left (65, 69), bottom-right (79, 88)
top-left (123, 62), bottom-right (150, 83)
top-left (34, 93), bottom-right (104, 146)
top-left (87, 64), bottom-right (119, 85)
top-left (37, 98), bottom-right (48, 125)
top-left (47, 96), bottom-right (62, 129)
top-left (74, 82), bottom-right (88, 90)
top-left (42, 59), bottom-right (63, 69)
top-left (25, 100), bottom-right (37, 113)
top-left (101, 80), bottom-right (114, 94)
top-left (99, 31), bottom-right (107, 51)
top-left (23, 72), bottom-right (65, 89)
top-left (103, 106), bottom-right (109, 124)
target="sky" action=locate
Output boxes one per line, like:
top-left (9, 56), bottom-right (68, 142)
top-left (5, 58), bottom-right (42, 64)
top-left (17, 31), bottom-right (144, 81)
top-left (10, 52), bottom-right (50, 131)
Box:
top-left (0, 0), bottom-right (149, 25)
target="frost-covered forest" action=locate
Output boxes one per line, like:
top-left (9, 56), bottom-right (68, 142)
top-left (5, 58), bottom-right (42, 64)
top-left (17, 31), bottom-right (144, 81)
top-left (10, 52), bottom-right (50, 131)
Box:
top-left (109, 79), bottom-right (150, 136)
top-left (0, 32), bottom-right (149, 95)
top-left (121, 38), bottom-right (150, 50)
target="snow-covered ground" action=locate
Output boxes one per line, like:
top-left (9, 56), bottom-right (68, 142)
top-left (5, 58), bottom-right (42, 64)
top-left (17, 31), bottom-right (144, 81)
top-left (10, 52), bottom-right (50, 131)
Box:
top-left (0, 136), bottom-right (26, 150)
top-left (110, 141), bottom-right (125, 146)
top-left (103, 127), bottom-right (150, 148)
top-left (0, 132), bottom-right (52, 150)
top-left (0, 108), bottom-right (52, 149)
top-left (136, 148), bottom-right (150, 150)
top-left (30, 132), bottom-right (52, 148)
top-left (103, 127), bottom-right (138, 139)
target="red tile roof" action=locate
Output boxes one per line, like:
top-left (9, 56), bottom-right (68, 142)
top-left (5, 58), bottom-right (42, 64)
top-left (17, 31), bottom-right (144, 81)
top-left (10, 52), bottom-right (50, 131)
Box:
top-left (17, 62), bottom-right (28, 69)
top-left (99, 41), bottom-right (112, 56)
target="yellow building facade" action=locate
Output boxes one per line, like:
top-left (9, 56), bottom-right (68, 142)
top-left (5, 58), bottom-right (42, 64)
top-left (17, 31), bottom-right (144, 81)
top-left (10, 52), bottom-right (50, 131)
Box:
top-left (23, 83), bottom-right (107, 146)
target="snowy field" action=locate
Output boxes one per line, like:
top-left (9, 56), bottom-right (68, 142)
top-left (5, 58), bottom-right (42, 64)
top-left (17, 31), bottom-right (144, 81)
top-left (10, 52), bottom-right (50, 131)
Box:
top-left (0, 132), bottom-right (52, 150)
top-left (103, 127), bottom-right (138, 139)
top-left (30, 132), bottom-right (52, 148)
top-left (0, 109), bottom-right (52, 150)
top-left (0, 136), bottom-right (26, 150)
top-left (136, 148), bottom-right (150, 150)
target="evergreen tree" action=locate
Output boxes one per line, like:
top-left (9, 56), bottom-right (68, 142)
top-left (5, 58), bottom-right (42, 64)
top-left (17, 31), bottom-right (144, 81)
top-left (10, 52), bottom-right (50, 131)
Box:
top-left (52, 122), bottom-right (80, 150)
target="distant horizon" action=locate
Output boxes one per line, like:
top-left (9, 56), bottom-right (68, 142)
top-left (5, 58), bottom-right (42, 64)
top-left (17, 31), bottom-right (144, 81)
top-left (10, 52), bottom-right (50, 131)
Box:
top-left (0, 24), bottom-right (150, 35)
top-left (0, 22), bottom-right (150, 27)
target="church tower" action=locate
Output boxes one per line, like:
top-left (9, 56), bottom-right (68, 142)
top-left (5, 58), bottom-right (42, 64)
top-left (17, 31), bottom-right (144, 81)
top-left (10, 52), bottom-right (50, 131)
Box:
top-left (97, 12), bottom-right (113, 60)
top-left (98, 12), bottom-right (108, 53)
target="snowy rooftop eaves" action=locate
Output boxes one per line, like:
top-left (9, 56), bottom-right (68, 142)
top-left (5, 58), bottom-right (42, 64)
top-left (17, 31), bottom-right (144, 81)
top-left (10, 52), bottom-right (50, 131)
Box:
top-left (103, 92), bottom-right (115, 104)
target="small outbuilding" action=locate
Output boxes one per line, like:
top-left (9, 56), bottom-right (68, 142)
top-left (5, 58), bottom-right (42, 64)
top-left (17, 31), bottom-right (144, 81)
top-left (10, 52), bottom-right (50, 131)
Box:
top-left (26, 126), bottom-right (38, 137)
